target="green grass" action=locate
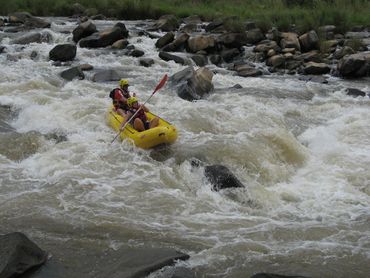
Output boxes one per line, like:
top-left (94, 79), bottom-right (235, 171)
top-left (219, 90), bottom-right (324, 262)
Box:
top-left (0, 0), bottom-right (369, 34)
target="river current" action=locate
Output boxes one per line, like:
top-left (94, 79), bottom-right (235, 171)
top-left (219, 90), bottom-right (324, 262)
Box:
top-left (0, 18), bottom-right (369, 277)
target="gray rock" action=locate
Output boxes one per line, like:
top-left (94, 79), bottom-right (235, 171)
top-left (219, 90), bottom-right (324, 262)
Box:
top-left (299, 30), bottom-right (319, 52)
top-left (155, 32), bottom-right (175, 49)
top-left (139, 58), bottom-right (154, 67)
top-left (8, 12), bottom-right (50, 28)
top-left (0, 105), bottom-right (14, 132)
top-left (92, 69), bottom-right (121, 82)
top-left (79, 22), bottom-right (129, 48)
top-left (304, 62), bottom-right (330, 75)
top-left (254, 40), bottom-right (280, 54)
top-left (190, 54), bottom-right (207, 66)
top-left (0, 232), bottom-right (48, 278)
top-left (267, 54), bottom-right (286, 68)
top-left (111, 39), bottom-right (129, 49)
top-left (333, 46), bottom-right (355, 60)
top-left (10, 32), bottom-right (51, 44)
top-left (49, 44), bottom-right (77, 62)
top-left (346, 88), bottom-right (367, 97)
top-left (187, 35), bottom-right (215, 53)
top-left (169, 66), bottom-right (214, 101)
top-left (337, 52), bottom-right (370, 77)
top-left (280, 32), bottom-right (301, 51)
top-left (79, 63), bottom-right (94, 71)
top-left (236, 65), bottom-right (263, 77)
top-left (299, 75), bottom-right (328, 84)
top-left (72, 20), bottom-right (97, 43)
top-left (159, 51), bottom-right (187, 65)
top-left (128, 48), bottom-right (145, 57)
top-left (205, 164), bottom-right (244, 191)
top-left (60, 66), bottom-right (85, 81)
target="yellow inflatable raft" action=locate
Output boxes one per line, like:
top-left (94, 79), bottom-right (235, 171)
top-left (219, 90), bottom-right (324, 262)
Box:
top-left (107, 106), bottom-right (178, 149)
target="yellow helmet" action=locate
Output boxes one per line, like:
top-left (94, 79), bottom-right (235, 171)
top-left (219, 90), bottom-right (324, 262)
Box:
top-left (127, 97), bottom-right (138, 107)
top-left (119, 79), bottom-right (129, 87)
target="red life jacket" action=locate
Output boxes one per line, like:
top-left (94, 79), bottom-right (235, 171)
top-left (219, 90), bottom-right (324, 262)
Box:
top-left (110, 88), bottom-right (130, 111)
top-left (128, 107), bottom-right (147, 123)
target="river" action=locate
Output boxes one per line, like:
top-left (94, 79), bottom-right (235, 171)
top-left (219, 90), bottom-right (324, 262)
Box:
top-left (0, 17), bottom-right (369, 277)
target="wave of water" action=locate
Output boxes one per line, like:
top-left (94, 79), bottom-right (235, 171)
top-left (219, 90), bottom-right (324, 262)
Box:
top-left (0, 18), bottom-right (369, 277)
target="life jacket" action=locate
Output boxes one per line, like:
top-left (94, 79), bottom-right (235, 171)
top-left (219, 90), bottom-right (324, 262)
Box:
top-left (128, 106), bottom-right (147, 123)
top-left (110, 88), bottom-right (130, 111)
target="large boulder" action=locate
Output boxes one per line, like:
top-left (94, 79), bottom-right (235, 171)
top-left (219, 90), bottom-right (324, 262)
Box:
top-left (159, 51), bottom-right (188, 65)
top-left (49, 44), bottom-right (77, 62)
top-left (267, 54), bottom-right (286, 68)
top-left (169, 66), bottom-right (214, 101)
top-left (337, 52), bottom-right (370, 78)
top-left (0, 232), bottom-right (48, 278)
top-left (280, 32), bottom-right (301, 51)
top-left (8, 12), bottom-right (50, 28)
top-left (10, 31), bottom-right (51, 44)
top-left (155, 32), bottom-right (175, 49)
top-left (161, 33), bottom-right (190, 52)
top-left (79, 22), bottom-right (129, 48)
top-left (304, 62), bottom-right (330, 75)
top-left (204, 165), bottom-right (244, 191)
top-left (187, 35), bottom-right (216, 53)
top-left (72, 20), bottom-right (97, 43)
top-left (299, 30), bottom-right (319, 52)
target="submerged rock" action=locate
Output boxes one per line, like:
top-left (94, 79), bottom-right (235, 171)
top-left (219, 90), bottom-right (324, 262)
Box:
top-left (204, 164), bottom-right (244, 191)
top-left (60, 66), bottom-right (85, 81)
top-left (345, 88), bottom-right (367, 97)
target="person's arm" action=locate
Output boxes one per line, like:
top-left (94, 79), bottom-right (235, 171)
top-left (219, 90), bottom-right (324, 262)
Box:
top-left (120, 111), bottom-right (132, 130)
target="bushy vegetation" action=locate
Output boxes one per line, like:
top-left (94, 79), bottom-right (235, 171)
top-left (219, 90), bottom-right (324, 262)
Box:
top-left (0, 0), bottom-right (369, 33)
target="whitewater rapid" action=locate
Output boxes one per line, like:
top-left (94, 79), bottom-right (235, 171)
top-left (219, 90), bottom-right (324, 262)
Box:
top-left (0, 18), bottom-right (369, 277)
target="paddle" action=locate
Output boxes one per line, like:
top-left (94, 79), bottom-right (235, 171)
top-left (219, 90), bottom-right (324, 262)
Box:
top-left (110, 74), bottom-right (168, 144)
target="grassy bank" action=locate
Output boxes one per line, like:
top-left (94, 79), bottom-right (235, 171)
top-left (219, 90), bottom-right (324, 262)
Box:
top-left (0, 0), bottom-right (369, 33)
